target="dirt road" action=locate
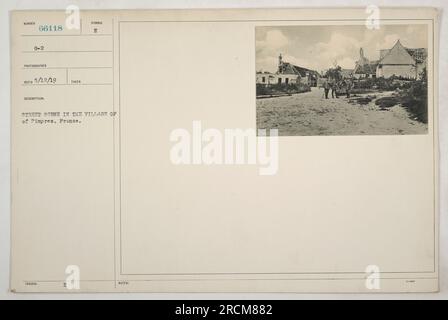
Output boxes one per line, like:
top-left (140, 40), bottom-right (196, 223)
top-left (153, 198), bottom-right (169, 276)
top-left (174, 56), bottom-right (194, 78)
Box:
top-left (256, 87), bottom-right (427, 136)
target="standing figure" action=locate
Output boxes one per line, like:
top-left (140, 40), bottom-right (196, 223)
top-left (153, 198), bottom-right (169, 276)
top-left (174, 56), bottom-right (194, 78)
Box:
top-left (323, 79), bottom-right (330, 99)
top-left (346, 80), bottom-right (353, 98)
top-left (339, 80), bottom-right (346, 98)
top-left (330, 80), bottom-right (338, 98)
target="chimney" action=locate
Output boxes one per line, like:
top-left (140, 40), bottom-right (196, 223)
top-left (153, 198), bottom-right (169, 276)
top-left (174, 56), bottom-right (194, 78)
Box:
top-left (278, 53), bottom-right (283, 73)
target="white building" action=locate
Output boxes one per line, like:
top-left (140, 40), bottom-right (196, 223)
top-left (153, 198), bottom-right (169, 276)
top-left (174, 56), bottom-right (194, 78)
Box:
top-left (256, 72), bottom-right (300, 85)
top-left (353, 41), bottom-right (427, 80)
top-left (376, 40), bottom-right (427, 79)
top-left (256, 54), bottom-right (320, 87)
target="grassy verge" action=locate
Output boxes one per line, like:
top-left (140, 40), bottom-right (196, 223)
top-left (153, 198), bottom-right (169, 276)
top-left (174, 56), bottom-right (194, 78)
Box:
top-left (256, 83), bottom-right (311, 97)
top-left (374, 73), bottom-right (428, 123)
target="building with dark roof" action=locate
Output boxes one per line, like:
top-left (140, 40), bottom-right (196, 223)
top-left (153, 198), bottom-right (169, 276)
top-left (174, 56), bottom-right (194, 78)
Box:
top-left (256, 54), bottom-right (321, 87)
top-left (277, 54), bottom-right (320, 87)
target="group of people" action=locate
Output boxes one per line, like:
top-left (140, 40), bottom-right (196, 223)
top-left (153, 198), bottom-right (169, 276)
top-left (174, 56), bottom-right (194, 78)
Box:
top-left (322, 78), bottom-right (353, 99)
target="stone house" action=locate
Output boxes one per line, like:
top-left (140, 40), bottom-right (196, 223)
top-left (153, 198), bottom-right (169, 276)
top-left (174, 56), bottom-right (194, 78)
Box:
top-left (376, 40), bottom-right (427, 79)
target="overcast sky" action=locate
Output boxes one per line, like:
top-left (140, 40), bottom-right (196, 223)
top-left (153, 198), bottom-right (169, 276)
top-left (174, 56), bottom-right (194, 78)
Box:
top-left (256, 24), bottom-right (428, 73)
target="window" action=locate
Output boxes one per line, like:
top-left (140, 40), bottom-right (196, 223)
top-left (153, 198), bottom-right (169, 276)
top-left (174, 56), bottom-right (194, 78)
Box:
top-left (278, 78), bottom-right (282, 84)
top-left (262, 77), bottom-right (266, 83)
top-left (285, 78), bottom-right (289, 84)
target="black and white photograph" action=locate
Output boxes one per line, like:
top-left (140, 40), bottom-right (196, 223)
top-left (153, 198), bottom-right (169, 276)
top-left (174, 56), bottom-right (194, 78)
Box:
top-left (256, 25), bottom-right (429, 136)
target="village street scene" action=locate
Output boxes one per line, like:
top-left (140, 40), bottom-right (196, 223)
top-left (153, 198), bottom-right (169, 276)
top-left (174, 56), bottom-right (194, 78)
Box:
top-left (256, 25), bottom-right (429, 136)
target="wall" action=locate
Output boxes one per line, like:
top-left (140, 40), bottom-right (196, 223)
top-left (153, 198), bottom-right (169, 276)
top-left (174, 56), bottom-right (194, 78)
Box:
top-left (256, 73), bottom-right (300, 85)
top-left (379, 64), bottom-right (417, 79)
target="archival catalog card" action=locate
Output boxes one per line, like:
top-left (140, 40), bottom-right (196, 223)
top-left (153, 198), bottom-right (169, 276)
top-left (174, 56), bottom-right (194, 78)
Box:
top-left (10, 8), bottom-right (439, 293)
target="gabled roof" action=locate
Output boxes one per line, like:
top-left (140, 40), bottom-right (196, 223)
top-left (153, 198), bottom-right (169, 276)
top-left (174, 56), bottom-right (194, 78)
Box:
top-left (380, 47), bottom-right (427, 64)
top-left (279, 62), bottom-right (319, 77)
top-left (279, 62), bottom-right (302, 75)
top-left (379, 49), bottom-right (390, 60)
top-left (405, 48), bottom-right (427, 64)
top-left (379, 40), bottom-right (416, 65)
